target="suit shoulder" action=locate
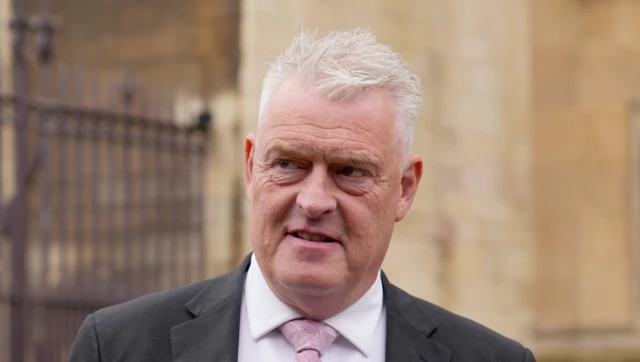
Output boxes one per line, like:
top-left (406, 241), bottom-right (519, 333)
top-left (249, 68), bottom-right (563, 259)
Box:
top-left (428, 300), bottom-right (526, 348)
top-left (94, 278), bottom-right (211, 328)
top-left (389, 285), bottom-right (531, 361)
top-left (78, 266), bottom-right (245, 361)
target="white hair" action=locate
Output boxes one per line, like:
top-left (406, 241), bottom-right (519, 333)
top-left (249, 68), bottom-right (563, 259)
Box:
top-left (257, 28), bottom-right (423, 166)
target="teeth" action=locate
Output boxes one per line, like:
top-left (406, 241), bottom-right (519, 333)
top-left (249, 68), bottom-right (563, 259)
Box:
top-left (296, 232), bottom-right (330, 242)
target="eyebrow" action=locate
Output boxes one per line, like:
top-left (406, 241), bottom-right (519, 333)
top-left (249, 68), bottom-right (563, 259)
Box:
top-left (264, 142), bottom-right (381, 168)
top-left (264, 142), bottom-right (313, 160)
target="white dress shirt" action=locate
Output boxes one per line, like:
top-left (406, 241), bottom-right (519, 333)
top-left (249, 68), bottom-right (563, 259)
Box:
top-left (237, 254), bottom-right (386, 362)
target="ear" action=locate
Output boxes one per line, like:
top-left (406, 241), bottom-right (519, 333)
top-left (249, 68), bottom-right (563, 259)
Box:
top-left (395, 154), bottom-right (423, 222)
top-left (244, 134), bottom-right (256, 201)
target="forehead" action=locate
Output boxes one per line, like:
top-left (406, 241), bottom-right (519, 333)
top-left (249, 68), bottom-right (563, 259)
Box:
top-left (257, 80), bottom-right (398, 157)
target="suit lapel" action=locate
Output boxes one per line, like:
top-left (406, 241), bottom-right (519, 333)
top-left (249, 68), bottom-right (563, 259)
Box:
top-left (171, 255), bottom-right (251, 362)
top-left (169, 255), bottom-right (451, 362)
top-left (383, 273), bottom-right (452, 362)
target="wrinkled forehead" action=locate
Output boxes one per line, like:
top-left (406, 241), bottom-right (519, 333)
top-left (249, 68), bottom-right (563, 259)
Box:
top-left (257, 80), bottom-right (397, 141)
top-left (255, 82), bottom-right (402, 170)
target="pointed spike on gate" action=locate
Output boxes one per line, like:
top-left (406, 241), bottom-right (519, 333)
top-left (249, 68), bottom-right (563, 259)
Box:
top-left (154, 90), bottom-right (169, 123)
top-left (99, 72), bottom-right (113, 113)
top-left (89, 72), bottom-right (100, 111)
top-left (67, 63), bottom-right (77, 107)
top-left (0, 64), bottom-right (4, 95)
top-left (143, 87), bottom-right (152, 120)
top-left (139, 84), bottom-right (151, 120)
top-left (35, 51), bottom-right (54, 101)
top-left (165, 91), bottom-right (175, 122)
top-left (150, 90), bottom-right (164, 121)
top-left (152, 91), bottom-right (162, 122)
top-left (107, 72), bottom-right (117, 112)
top-left (31, 15), bottom-right (59, 65)
top-left (0, 63), bottom-right (10, 95)
top-left (152, 91), bottom-right (162, 121)
top-left (74, 65), bottom-right (86, 108)
top-left (137, 82), bottom-right (149, 118)
top-left (119, 62), bottom-right (136, 110)
top-left (170, 90), bottom-right (179, 126)
top-left (56, 62), bottom-right (71, 105)
top-left (88, 72), bottom-right (102, 137)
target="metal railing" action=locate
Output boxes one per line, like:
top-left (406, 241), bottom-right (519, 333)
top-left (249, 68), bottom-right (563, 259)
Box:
top-left (0, 2), bottom-right (209, 361)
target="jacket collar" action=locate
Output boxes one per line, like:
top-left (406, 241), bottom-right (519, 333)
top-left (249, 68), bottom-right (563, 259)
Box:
top-left (382, 272), bottom-right (452, 362)
top-left (170, 253), bottom-right (451, 362)
top-left (170, 254), bottom-right (251, 362)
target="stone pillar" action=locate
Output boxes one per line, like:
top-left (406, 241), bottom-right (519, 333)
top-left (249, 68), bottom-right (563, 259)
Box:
top-left (202, 90), bottom-right (243, 276)
top-left (432, 0), bottom-right (534, 345)
top-left (532, 0), bottom-right (640, 354)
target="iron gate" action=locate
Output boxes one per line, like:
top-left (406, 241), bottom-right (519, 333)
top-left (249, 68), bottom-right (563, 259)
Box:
top-left (0, 3), bottom-right (209, 362)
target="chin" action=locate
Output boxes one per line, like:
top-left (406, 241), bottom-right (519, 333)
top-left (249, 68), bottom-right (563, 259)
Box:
top-left (278, 272), bottom-right (344, 297)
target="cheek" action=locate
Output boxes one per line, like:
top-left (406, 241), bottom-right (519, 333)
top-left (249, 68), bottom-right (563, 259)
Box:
top-left (251, 192), bottom-right (286, 255)
top-left (341, 194), bottom-right (381, 237)
top-left (252, 170), bottom-right (282, 203)
top-left (342, 187), bottom-right (399, 242)
top-left (251, 175), bottom-right (296, 231)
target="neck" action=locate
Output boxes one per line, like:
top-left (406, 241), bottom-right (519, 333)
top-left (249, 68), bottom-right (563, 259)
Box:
top-left (267, 274), bottom-right (378, 321)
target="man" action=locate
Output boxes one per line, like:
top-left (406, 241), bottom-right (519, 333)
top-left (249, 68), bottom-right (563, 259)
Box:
top-left (69, 29), bottom-right (536, 362)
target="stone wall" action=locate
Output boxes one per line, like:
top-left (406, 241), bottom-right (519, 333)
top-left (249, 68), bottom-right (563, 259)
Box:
top-left (429, 0), bottom-right (534, 344)
top-left (532, 0), bottom-right (640, 354)
top-left (42, 0), bottom-right (239, 98)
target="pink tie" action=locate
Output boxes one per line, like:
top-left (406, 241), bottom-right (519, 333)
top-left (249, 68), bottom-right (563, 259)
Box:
top-left (279, 319), bottom-right (339, 362)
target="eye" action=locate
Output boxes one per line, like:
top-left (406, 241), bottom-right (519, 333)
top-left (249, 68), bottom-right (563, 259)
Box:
top-left (277, 159), bottom-right (297, 169)
top-left (338, 167), bottom-right (365, 178)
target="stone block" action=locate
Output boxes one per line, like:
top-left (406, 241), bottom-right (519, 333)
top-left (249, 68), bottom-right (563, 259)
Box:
top-left (613, 0), bottom-right (640, 47)
top-left (534, 220), bottom-right (582, 330)
top-left (578, 212), bottom-right (632, 328)
top-left (534, 109), bottom-right (585, 164)
top-left (578, 0), bottom-right (616, 43)
top-left (532, 0), bottom-right (580, 47)
top-left (533, 47), bottom-right (578, 110)
top-left (581, 108), bottom-right (628, 161)
top-left (576, 45), bottom-right (640, 104)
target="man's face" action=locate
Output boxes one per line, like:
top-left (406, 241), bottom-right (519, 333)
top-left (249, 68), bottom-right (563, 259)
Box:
top-left (245, 79), bottom-right (422, 302)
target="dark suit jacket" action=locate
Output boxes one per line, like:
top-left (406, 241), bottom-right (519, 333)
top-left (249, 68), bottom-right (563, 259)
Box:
top-left (69, 254), bottom-right (536, 362)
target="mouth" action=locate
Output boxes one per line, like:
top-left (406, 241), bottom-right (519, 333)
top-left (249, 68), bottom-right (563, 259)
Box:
top-left (290, 232), bottom-right (338, 243)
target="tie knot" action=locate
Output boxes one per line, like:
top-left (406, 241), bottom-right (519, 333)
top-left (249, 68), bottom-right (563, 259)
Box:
top-left (279, 319), bottom-right (339, 356)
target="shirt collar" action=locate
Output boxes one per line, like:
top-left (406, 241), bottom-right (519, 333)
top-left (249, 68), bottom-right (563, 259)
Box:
top-left (245, 254), bottom-right (384, 357)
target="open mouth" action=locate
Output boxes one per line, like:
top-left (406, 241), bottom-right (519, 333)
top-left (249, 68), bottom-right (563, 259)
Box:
top-left (291, 232), bottom-right (337, 243)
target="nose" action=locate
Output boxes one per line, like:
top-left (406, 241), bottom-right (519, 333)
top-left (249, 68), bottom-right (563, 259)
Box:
top-left (296, 168), bottom-right (337, 219)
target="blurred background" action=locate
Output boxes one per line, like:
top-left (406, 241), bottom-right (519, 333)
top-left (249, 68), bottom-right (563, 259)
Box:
top-left (0, 0), bottom-right (639, 361)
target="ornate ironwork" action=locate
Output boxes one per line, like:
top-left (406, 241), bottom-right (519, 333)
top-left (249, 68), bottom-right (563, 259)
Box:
top-left (0, 1), bottom-right (209, 361)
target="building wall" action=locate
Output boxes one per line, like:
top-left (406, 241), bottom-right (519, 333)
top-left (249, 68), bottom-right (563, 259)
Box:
top-left (44, 0), bottom-right (239, 98)
top-left (532, 0), bottom-right (640, 355)
top-left (239, 0), bottom-right (535, 346)
top-left (430, 0), bottom-right (534, 344)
